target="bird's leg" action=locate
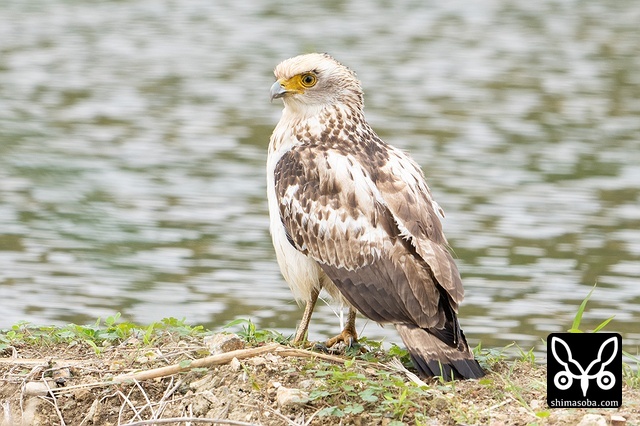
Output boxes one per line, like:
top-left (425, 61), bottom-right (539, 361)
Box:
top-left (326, 307), bottom-right (358, 348)
top-left (292, 287), bottom-right (320, 345)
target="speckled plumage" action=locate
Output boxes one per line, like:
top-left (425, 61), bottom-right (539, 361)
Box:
top-left (267, 53), bottom-right (483, 380)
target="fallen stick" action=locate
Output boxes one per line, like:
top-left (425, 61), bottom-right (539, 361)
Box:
top-left (37, 342), bottom-right (357, 394)
top-left (111, 344), bottom-right (352, 384)
top-left (273, 346), bottom-right (354, 364)
top-left (120, 417), bottom-right (258, 426)
top-left (0, 358), bottom-right (87, 365)
top-left (111, 342), bottom-right (281, 383)
top-left (0, 341), bottom-right (351, 372)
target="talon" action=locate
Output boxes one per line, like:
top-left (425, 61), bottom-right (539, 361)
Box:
top-left (326, 307), bottom-right (360, 350)
top-left (345, 335), bottom-right (355, 348)
top-left (326, 328), bottom-right (358, 349)
top-left (313, 343), bottom-right (331, 353)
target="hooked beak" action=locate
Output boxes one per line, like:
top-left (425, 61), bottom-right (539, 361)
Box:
top-left (270, 81), bottom-right (287, 102)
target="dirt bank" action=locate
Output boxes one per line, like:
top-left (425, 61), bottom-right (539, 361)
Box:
top-left (0, 323), bottom-right (638, 425)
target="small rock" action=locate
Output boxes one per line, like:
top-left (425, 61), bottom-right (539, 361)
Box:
top-left (229, 357), bottom-right (241, 371)
top-left (204, 333), bottom-right (245, 355)
top-left (264, 353), bottom-right (280, 363)
top-left (276, 386), bottom-right (309, 408)
top-left (431, 396), bottom-right (449, 411)
top-left (611, 415), bottom-right (626, 426)
top-left (247, 356), bottom-right (266, 366)
top-left (24, 381), bottom-right (55, 396)
top-left (577, 414), bottom-right (607, 426)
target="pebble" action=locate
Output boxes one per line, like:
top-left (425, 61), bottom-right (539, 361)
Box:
top-left (611, 415), bottom-right (626, 426)
top-left (276, 386), bottom-right (309, 408)
top-left (24, 381), bottom-right (54, 396)
top-left (230, 357), bottom-right (241, 371)
top-left (204, 333), bottom-right (245, 355)
top-left (577, 414), bottom-right (607, 426)
top-left (247, 356), bottom-right (266, 366)
top-left (264, 353), bottom-right (280, 363)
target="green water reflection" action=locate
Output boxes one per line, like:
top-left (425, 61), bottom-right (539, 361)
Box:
top-left (0, 1), bottom-right (638, 357)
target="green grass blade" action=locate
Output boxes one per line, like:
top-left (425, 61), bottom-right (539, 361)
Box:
top-left (571, 283), bottom-right (597, 333)
top-left (593, 316), bottom-right (615, 332)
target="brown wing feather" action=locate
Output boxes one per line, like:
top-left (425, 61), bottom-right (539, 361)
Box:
top-left (373, 147), bottom-right (465, 306)
top-left (274, 142), bottom-right (459, 335)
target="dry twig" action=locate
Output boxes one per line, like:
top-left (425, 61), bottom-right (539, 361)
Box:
top-left (120, 417), bottom-right (259, 426)
top-left (154, 376), bottom-right (182, 419)
top-left (40, 377), bottom-right (67, 426)
top-left (18, 342), bottom-right (359, 398)
top-left (133, 379), bottom-right (156, 418)
top-left (0, 358), bottom-right (86, 365)
top-left (273, 346), bottom-right (354, 364)
top-left (118, 387), bottom-right (144, 425)
top-left (111, 343), bottom-right (281, 383)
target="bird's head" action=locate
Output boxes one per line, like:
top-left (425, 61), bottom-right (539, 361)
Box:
top-left (270, 53), bottom-right (364, 114)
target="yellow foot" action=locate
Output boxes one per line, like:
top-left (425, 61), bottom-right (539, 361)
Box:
top-left (326, 326), bottom-right (358, 348)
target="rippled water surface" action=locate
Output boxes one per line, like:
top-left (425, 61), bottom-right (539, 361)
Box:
top-left (1, 1), bottom-right (639, 356)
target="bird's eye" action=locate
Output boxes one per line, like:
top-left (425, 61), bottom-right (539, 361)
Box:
top-left (300, 73), bottom-right (317, 88)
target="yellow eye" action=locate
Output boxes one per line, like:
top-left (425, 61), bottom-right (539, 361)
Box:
top-left (299, 73), bottom-right (317, 88)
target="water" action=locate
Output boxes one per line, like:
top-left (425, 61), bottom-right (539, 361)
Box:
top-left (1, 0), bottom-right (639, 357)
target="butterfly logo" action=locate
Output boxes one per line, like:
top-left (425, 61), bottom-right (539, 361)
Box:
top-left (551, 335), bottom-right (617, 397)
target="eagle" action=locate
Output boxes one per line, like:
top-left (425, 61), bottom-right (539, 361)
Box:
top-left (267, 53), bottom-right (484, 380)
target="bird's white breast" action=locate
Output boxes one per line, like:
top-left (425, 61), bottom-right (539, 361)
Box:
top-left (266, 120), bottom-right (325, 304)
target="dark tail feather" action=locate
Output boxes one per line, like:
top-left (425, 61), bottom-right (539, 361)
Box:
top-left (395, 323), bottom-right (484, 381)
